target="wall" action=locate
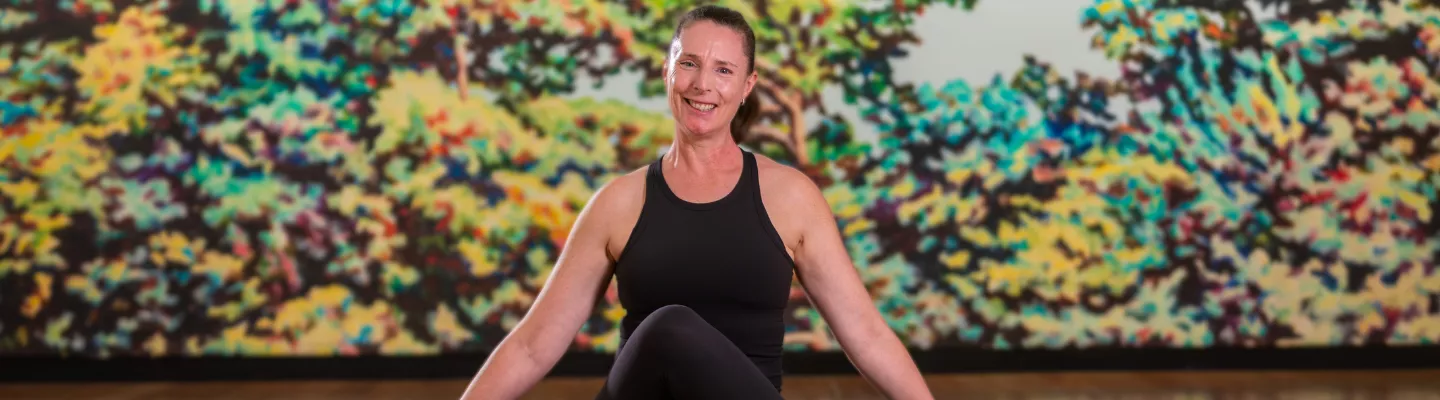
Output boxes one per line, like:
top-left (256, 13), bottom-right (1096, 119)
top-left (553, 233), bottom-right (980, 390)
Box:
top-left (2, 0), bottom-right (1438, 365)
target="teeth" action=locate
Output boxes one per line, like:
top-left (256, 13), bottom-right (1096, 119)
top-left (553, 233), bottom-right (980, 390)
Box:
top-left (686, 99), bottom-right (715, 111)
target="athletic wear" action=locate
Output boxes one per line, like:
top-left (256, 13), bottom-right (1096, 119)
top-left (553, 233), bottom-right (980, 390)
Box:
top-left (594, 305), bottom-right (786, 400)
top-left (605, 149), bottom-right (795, 393)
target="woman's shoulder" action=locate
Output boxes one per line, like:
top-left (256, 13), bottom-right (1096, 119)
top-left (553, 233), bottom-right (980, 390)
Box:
top-left (752, 152), bottom-right (827, 209)
top-left (583, 165), bottom-right (650, 260)
top-left (589, 165), bottom-right (650, 215)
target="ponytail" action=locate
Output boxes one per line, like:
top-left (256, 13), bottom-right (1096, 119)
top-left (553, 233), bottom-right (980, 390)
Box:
top-left (730, 90), bottom-right (761, 143)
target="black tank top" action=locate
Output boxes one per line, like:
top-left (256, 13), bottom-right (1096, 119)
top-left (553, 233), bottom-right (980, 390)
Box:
top-left (613, 149), bottom-right (795, 389)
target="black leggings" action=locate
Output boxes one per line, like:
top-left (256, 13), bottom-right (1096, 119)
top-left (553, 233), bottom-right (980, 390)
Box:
top-left (594, 304), bottom-right (785, 400)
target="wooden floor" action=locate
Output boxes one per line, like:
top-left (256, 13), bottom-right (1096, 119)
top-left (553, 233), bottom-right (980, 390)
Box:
top-left (4, 370), bottom-right (1440, 399)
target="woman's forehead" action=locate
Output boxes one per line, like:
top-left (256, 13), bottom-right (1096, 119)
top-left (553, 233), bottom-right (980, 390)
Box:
top-left (672, 22), bottom-right (747, 65)
top-left (675, 22), bottom-right (745, 52)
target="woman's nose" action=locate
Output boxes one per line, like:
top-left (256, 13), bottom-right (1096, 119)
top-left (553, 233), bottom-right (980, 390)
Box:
top-left (688, 70), bottom-right (715, 92)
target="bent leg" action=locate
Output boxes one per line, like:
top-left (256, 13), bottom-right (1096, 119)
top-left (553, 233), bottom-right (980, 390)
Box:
top-left (595, 304), bottom-right (783, 400)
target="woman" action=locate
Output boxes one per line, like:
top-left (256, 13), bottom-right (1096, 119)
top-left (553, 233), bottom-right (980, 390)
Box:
top-left (459, 5), bottom-right (934, 400)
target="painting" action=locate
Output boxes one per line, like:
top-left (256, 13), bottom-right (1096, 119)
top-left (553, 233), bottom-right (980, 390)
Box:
top-left (1, 0), bottom-right (1437, 359)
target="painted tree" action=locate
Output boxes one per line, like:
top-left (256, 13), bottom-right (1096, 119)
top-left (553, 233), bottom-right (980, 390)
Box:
top-left (181, 0), bottom-right (668, 355)
top-left (435, 0), bottom-right (985, 352)
top-left (0, 1), bottom-right (232, 356)
top-left (807, 0), bottom-right (1440, 352)
top-left (1083, 0), bottom-right (1440, 347)
top-left (7, 0), bottom-right (1434, 359)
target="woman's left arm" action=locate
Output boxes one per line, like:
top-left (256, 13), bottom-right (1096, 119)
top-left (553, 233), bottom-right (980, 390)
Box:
top-left (784, 176), bottom-right (935, 400)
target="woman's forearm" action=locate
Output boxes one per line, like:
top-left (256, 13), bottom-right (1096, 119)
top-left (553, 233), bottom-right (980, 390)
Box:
top-left (839, 325), bottom-right (934, 400)
top-left (458, 333), bottom-right (554, 400)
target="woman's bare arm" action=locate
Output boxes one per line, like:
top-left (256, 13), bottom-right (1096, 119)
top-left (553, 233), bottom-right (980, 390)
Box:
top-left (768, 166), bottom-right (934, 400)
top-left (459, 172), bottom-right (644, 400)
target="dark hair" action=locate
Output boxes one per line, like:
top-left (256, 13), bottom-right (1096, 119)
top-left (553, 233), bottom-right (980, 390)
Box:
top-left (671, 5), bottom-right (761, 144)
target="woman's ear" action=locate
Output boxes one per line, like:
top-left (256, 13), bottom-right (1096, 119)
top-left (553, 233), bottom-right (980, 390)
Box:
top-left (745, 72), bottom-right (757, 98)
top-left (661, 62), bottom-right (672, 91)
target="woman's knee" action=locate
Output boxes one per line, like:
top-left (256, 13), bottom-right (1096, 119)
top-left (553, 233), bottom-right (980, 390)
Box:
top-left (648, 304), bottom-right (702, 325)
top-left (631, 304), bottom-right (708, 350)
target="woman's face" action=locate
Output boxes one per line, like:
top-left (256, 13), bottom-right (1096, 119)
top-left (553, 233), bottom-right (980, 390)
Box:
top-left (664, 20), bottom-right (755, 140)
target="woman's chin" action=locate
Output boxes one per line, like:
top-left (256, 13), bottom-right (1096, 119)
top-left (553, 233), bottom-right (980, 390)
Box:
top-left (678, 121), bottom-right (727, 139)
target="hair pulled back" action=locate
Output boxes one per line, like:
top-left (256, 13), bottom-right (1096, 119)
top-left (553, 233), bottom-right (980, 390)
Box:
top-left (671, 5), bottom-right (760, 143)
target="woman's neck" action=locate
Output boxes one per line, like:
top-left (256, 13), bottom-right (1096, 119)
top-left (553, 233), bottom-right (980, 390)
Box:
top-left (666, 132), bottom-right (742, 174)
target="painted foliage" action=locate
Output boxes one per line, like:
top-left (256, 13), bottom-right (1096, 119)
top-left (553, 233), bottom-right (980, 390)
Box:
top-left (0, 0), bottom-right (1437, 358)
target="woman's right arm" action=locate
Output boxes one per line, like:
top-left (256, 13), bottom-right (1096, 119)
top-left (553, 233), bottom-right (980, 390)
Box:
top-left (458, 173), bottom-right (642, 400)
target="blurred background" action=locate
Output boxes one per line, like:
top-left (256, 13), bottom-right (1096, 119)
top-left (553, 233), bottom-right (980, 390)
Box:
top-left (1, 0), bottom-right (1439, 398)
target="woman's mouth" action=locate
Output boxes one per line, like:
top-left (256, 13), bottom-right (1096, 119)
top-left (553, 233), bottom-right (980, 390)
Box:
top-left (684, 98), bottom-right (716, 112)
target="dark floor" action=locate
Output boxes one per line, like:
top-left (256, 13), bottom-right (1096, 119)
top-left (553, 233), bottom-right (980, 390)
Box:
top-left (3, 370), bottom-right (1440, 399)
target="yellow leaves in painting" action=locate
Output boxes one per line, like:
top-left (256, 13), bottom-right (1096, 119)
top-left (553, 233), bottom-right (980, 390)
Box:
top-left (144, 334), bottom-right (168, 355)
top-left (74, 7), bottom-right (212, 131)
top-left (0, 179), bottom-right (40, 206)
top-left (3, 118), bottom-right (112, 199)
top-left (41, 314), bottom-right (72, 350)
top-left (939, 250), bottom-right (970, 271)
top-left (138, 230), bottom-right (246, 284)
top-left (0, 198), bottom-right (74, 267)
top-left (430, 304), bottom-right (471, 348)
top-left (0, 6), bottom-right (217, 279)
top-left (329, 186), bottom-right (402, 261)
top-left (378, 328), bottom-right (437, 355)
top-left (493, 171), bottom-right (592, 243)
top-left (1073, 146), bottom-right (1192, 185)
top-left (1267, 255), bottom-right (1440, 347)
top-left (992, 217), bottom-right (1089, 294)
top-left (204, 279), bottom-right (269, 323)
top-left (518, 95), bottom-right (672, 169)
top-left (372, 69), bottom-right (525, 158)
top-left (1229, 54), bottom-right (1310, 149)
top-left (203, 324), bottom-right (289, 356)
top-left (194, 265), bottom-right (514, 356)
top-left (416, 183), bottom-right (496, 233)
top-left (20, 272), bottom-right (53, 318)
top-left (148, 231), bottom-right (199, 265)
top-left (958, 147), bottom-right (1188, 301)
top-left (457, 238), bottom-right (498, 277)
top-left (896, 185), bottom-right (987, 232)
top-left (64, 274), bottom-right (104, 305)
top-left (254, 284), bottom-right (421, 356)
top-left (974, 205), bottom-right (1139, 301)
top-left (195, 252), bottom-right (247, 284)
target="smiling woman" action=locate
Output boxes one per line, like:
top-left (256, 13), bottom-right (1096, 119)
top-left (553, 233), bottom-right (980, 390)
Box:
top-left (664, 12), bottom-right (763, 147)
top-left (458, 5), bottom-right (934, 400)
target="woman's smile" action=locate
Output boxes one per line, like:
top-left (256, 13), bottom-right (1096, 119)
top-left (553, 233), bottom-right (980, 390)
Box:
top-left (684, 98), bottom-right (717, 112)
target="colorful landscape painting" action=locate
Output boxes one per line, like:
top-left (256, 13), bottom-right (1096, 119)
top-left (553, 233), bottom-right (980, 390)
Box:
top-left (1, 0), bottom-right (1437, 359)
